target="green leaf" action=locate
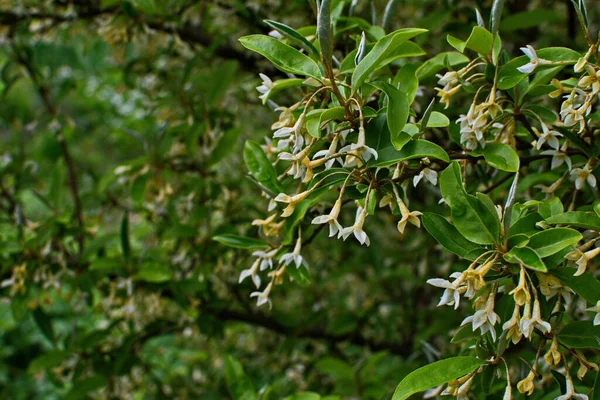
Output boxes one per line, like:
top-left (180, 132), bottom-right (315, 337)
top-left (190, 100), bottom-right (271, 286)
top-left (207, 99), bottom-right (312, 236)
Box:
top-left (287, 264), bottom-right (311, 285)
top-left (425, 111), bottom-right (450, 128)
top-left (392, 357), bottom-right (484, 400)
top-left (478, 142), bottom-right (520, 172)
top-left (209, 127), bottom-right (241, 166)
top-left (317, 0), bottom-right (333, 69)
top-left (439, 162), bottom-right (499, 244)
top-left (417, 52), bottom-right (469, 79)
top-left (28, 350), bottom-right (71, 373)
top-left (32, 308), bottom-right (55, 344)
top-left (553, 268), bottom-right (600, 304)
top-left (135, 262), bottom-right (172, 283)
top-left (497, 47), bottom-right (580, 90)
top-left (213, 234), bottom-right (266, 249)
top-left (244, 140), bottom-right (284, 195)
top-left (422, 213), bottom-right (483, 260)
top-left (545, 211), bottom-right (600, 231)
top-left (64, 375), bottom-right (108, 400)
top-left (224, 355), bottom-right (257, 400)
top-left (558, 321), bottom-right (600, 349)
top-left (263, 20), bottom-right (319, 56)
top-left (526, 228), bottom-right (581, 258)
top-left (375, 82), bottom-right (410, 149)
top-left (503, 246), bottom-right (547, 272)
top-left (314, 357), bottom-right (354, 380)
top-left (393, 62), bottom-right (420, 103)
top-left (306, 107), bottom-right (345, 138)
top-left (239, 35), bottom-right (322, 79)
top-left (372, 140), bottom-right (449, 168)
top-left (509, 212), bottom-right (543, 237)
top-left (352, 28), bottom-right (427, 89)
top-left (447, 26), bottom-right (493, 56)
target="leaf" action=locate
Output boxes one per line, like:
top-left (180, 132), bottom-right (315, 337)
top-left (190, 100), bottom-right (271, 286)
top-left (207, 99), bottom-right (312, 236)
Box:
top-left (478, 142), bottom-right (520, 172)
top-left (64, 375), bottom-right (108, 400)
top-left (212, 234), bottom-right (267, 249)
top-left (393, 62), bottom-right (419, 103)
top-left (426, 111), bottom-right (450, 128)
top-left (287, 264), bottom-right (311, 285)
top-left (243, 140), bottom-right (284, 195)
top-left (28, 351), bottom-right (71, 373)
top-left (503, 246), bottom-right (547, 272)
top-left (372, 140), bottom-right (449, 168)
top-left (239, 35), bottom-right (322, 79)
top-left (559, 321), bottom-right (600, 349)
top-left (509, 212), bottom-right (543, 237)
top-left (545, 211), bottom-right (600, 231)
top-left (500, 9), bottom-right (560, 33)
top-left (497, 47), bottom-right (580, 90)
top-left (375, 82), bottom-right (409, 149)
top-left (422, 213), bottom-right (483, 260)
top-left (263, 20), bottom-right (319, 56)
top-left (392, 357), bottom-right (484, 400)
top-left (224, 355), bottom-right (258, 400)
top-left (209, 127), bottom-right (241, 166)
top-left (134, 262), bottom-right (172, 283)
top-left (553, 268), bottom-right (600, 304)
top-left (314, 357), bottom-right (354, 380)
top-left (447, 26), bottom-right (493, 56)
top-left (490, 0), bottom-right (505, 34)
top-left (317, 0), bottom-right (333, 69)
top-left (526, 228), bottom-right (582, 258)
top-left (352, 28), bottom-right (427, 89)
top-left (32, 308), bottom-right (55, 344)
top-left (439, 162), bottom-right (499, 245)
top-left (538, 197), bottom-right (564, 219)
top-left (306, 107), bottom-right (345, 138)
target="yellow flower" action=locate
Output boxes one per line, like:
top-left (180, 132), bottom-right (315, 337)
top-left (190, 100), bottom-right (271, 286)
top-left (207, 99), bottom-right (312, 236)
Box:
top-left (544, 337), bottom-right (561, 367)
top-left (517, 371), bottom-right (536, 396)
top-left (509, 267), bottom-right (530, 306)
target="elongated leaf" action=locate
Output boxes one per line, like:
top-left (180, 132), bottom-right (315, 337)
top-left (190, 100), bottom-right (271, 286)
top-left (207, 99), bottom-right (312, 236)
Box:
top-left (375, 82), bottom-right (409, 148)
top-left (239, 35), bottom-right (323, 79)
top-left (553, 268), bottom-right (600, 304)
top-left (372, 139), bottom-right (449, 167)
top-left (317, 0), bottom-right (333, 69)
top-left (244, 140), bottom-right (284, 194)
top-left (422, 213), bottom-right (483, 260)
top-left (545, 211), bottom-right (600, 231)
top-left (224, 356), bottom-right (258, 400)
top-left (209, 127), bottom-right (241, 166)
top-left (392, 357), bottom-right (484, 400)
top-left (503, 246), bottom-right (547, 272)
top-left (263, 20), bottom-right (319, 56)
top-left (447, 26), bottom-right (493, 56)
top-left (490, 0), bottom-right (505, 34)
top-left (213, 234), bottom-right (267, 249)
top-left (559, 321), bottom-right (600, 349)
top-left (426, 111), bottom-right (450, 128)
top-left (526, 228), bottom-right (582, 258)
top-left (352, 28), bottom-right (427, 89)
top-left (28, 351), bottom-right (71, 373)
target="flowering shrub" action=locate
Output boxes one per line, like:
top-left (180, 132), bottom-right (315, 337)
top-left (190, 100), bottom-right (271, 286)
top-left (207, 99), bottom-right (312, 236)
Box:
top-left (229, 0), bottom-right (600, 398)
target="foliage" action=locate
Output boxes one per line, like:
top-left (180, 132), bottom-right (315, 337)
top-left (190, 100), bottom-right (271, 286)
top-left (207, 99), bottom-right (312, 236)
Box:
top-left (1, 0), bottom-right (600, 399)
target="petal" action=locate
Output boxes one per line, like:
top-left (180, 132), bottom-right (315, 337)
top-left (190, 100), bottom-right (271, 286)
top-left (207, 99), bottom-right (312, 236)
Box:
top-left (517, 63), bottom-right (536, 74)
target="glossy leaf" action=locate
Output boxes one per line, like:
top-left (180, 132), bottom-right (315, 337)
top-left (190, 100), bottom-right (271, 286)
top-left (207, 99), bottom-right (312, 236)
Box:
top-left (372, 139), bottom-right (449, 168)
top-left (243, 140), bottom-right (284, 195)
top-left (553, 268), bottom-right (600, 304)
top-left (526, 228), bottom-right (582, 258)
top-left (422, 213), bottom-right (483, 260)
top-left (263, 20), bottom-right (319, 56)
top-left (558, 321), bottom-right (600, 349)
top-left (213, 234), bottom-right (267, 249)
top-left (503, 246), bottom-right (547, 272)
top-left (478, 142), bottom-right (520, 172)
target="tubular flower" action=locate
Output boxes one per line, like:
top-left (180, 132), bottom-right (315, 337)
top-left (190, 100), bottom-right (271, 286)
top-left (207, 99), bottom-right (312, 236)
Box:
top-left (311, 197), bottom-right (344, 238)
top-left (427, 272), bottom-right (465, 309)
top-left (517, 45), bottom-right (551, 74)
top-left (340, 206), bottom-right (370, 246)
top-left (555, 370), bottom-right (589, 400)
top-left (275, 190), bottom-right (312, 218)
top-left (461, 290), bottom-right (501, 341)
top-left (250, 281), bottom-right (274, 309)
top-left (544, 337), bottom-right (561, 367)
top-left (516, 371), bottom-right (536, 396)
top-left (509, 267), bottom-right (531, 306)
top-left (502, 304), bottom-right (523, 344)
top-left (279, 236), bottom-right (306, 268)
top-left (520, 299), bottom-right (551, 338)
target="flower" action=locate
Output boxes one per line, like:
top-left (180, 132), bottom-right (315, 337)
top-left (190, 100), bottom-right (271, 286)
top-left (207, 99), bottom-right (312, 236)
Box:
top-left (555, 370), bottom-right (589, 400)
top-left (239, 258), bottom-right (261, 288)
top-left (535, 123), bottom-right (562, 150)
top-left (517, 45), bottom-right (551, 74)
top-left (272, 106), bottom-right (295, 130)
top-left (339, 126), bottom-right (378, 167)
top-left (427, 272), bottom-right (465, 309)
top-left (312, 134), bottom-right (341, 170)
top-left (275, 190), bottom-right (312, 217)
top-left (250, 281), bottom-right (273, 308)
top-left (251, 248), bottom-right (279, 271)
top-left (311, 197), bottom-right (344, 237)
top-left (585, 300), bottom-right (600, 325)
top-left (576, 353), bottom-right (598, 380)
top-left (279, 236), bottom-right (306, 268)
top-left (413, 167), bottom-right (438, 187)
top-left (574, 46), bottom-right (593, 73)
top-left (397, 199), bottom-right (422, 234)
top-left (436, 70), bottom-right (459, 87)
top-left (537, 272), bottom-right (573, 307)
top-left (256, 73), bottom-right (274, 102)
top-left (435, 84), bottom-right (462, 109)
top-left (340, 206), bottom-right (370, 246)
top-left (544, 337), bottom-right (561, 366)
top-left (509, 267), bottom-right (530, 306)
top-left (252, 214), bottom-right (284, 237)
top-left (578, 64), bottom-right (600, 93)
top-left (461, 291), bottom-right (501, 341)
top-left (541, 141), bottom-right (571, 170)
top-left (571, 165), bottom-right (597, 190)
top-left (516, 370), bottom-right (536, 396)
top-left (502, 304), bottom-right (523, 344)
top-left (520, 299), bottom-right (551, 338)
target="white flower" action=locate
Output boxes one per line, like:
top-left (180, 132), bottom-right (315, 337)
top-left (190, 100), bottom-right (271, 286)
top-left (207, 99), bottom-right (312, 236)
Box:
top-left (427, 272), bottom-right (464, 309)
top-left (502, 305), bottom-right (523, 344)
top-left (256, 73), bottom-right (274, 102)
top-left (312, 134), bottom-right (341, 170)
top-left (535, 123), bottom-right (562, 150)
top-left (279, 236), bottom-right (306, 268)
top-left (517, 45), bottom-right (551, 74)
top-left (251, 248), bottom-right (279, 271)
top-left (340, 206), bottom-right (370, 246)
top-left (585, 300), bottom-right (600, 325)
top-left (461, 292), bottom-right (500, 341)
top-left (239, 258), bottom-right (261, 288)
top-left (578, 64), bottom-right (600, 93)
top-left (555, 371), bottom-right (589, 400)
top-left (436, 70), bottom-right (459, 87)
top-left (413, 167), bottom-right (438, 187)
top-left (274, 190), bottom-right (311, 217)
top-left (250, 281), bottom-right (273, 308)
top-left (311, 197), bottom-right (343, 237)
top-left (339, 126), bottom-right (378, 167)
top-left (520, 299), bottom-right (551, 338)
top-left (570, 165), bottom-right (597, 190)
top-left (541, 141), bottom-right (571, 170)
